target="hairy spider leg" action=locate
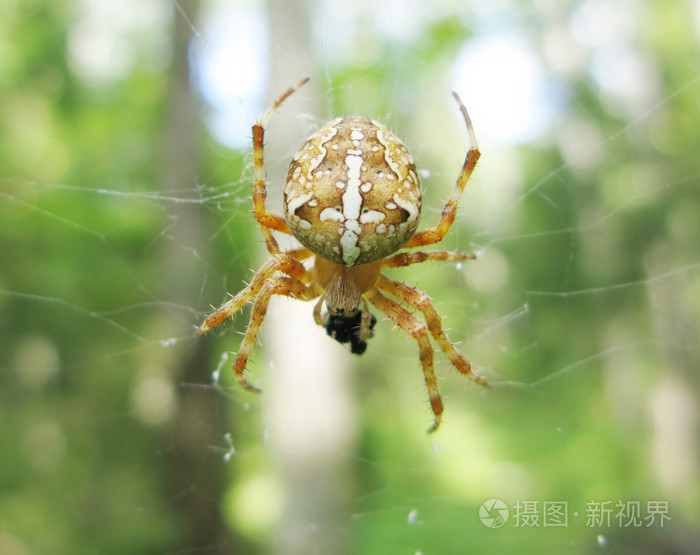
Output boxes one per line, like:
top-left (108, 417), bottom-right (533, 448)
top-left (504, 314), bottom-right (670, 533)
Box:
top-left (382, 249), bottom-right (476, 269)
top-left (402, 92), bottom-right (480, 249)
top-left (233, 276), bottom-right (319, 392)
top-left (376, 274), bottom-right (487, 387)
top-left (358, 296), bottom-right (373, 340)
top-left (365, 287), bottom-right (443, 432)
top-left (252, 77), bottom-right (310, 255)
top-left (198, 253), bottom-right (310, 333)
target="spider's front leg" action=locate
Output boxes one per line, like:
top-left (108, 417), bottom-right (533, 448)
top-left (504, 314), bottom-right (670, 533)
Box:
top-left (233, 275), bottom-right (317, 392)
top-left (364, 287), bottom-right (444, 432)
top-left (199, 251), bottom-right (319, 392)
top-left (198, 253), bottom-right (309, 333)
top-left (376, 274), bottom-right (487, 387)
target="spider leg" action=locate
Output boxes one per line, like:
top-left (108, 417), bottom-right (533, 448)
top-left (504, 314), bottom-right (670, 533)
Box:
top-left (281, 246), bottom-right (315, 262)
top-left (364, 287), bottom-right (443, 433)
top-left (402, 92), bottom-right (479, 249)
top-left (358, 296), bottom-right (373, 341)
top-left (233, 275), bottom-right (318, 392)
top-left (382, 249), bottom-right (475, 269)
top-left (252, 78), bottom-right (310, 254)
top-left (376, 274), bottom-right (487, 387)
top-left (312, 294), bottom-right (325, 326)
top-left (198, 254), bottom-right (309, 333)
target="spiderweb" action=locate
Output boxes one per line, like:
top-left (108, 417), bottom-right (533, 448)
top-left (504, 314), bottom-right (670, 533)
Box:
top-left (2, 0), bottom-right (699, 553)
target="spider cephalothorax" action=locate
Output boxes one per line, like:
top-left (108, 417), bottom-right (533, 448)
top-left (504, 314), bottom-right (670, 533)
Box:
top-left (199, 78), bottom-right (487, 432)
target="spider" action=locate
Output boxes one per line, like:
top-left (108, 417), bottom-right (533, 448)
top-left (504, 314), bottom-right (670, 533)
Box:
top-left (198, 78), bottom-right (487, 432)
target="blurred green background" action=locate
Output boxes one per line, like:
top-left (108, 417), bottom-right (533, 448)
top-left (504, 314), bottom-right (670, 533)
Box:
top-left (1, 0), bottom-right (699, 553)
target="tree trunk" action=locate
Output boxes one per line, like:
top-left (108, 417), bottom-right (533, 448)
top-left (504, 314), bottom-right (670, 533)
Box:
top-left (263, 1), bottom-right (357, 554)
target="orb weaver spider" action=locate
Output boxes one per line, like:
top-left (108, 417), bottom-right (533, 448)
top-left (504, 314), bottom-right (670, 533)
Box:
top-left (199, 78), bottom-right (487, 432)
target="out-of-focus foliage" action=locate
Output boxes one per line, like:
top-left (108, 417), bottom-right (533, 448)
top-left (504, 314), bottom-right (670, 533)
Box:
top-left (1, 1), bottom-right (698, 553)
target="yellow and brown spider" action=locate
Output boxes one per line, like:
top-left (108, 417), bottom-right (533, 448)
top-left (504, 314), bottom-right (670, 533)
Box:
top-left (199, 78), bottom-right (487, 432)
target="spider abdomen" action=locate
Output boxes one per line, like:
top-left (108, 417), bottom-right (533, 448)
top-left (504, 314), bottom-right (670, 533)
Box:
top-left (284, 116), bottom-right (422, 266)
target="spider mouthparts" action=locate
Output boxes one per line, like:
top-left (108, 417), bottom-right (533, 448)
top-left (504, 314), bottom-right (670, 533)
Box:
top-left (324, 310), bottom-right (377, 355)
